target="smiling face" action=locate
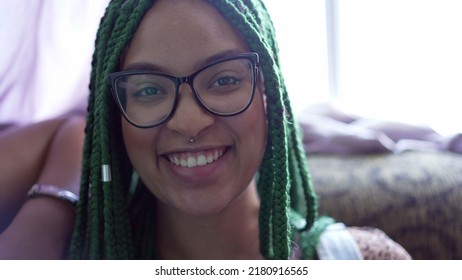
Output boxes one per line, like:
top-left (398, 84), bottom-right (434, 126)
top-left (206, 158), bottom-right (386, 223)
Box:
top-left (121, 0), bottom-right (267, 217)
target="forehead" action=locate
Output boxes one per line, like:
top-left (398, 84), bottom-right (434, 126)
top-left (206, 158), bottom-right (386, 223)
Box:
top-left (122, 0), bottom-right (249, 73)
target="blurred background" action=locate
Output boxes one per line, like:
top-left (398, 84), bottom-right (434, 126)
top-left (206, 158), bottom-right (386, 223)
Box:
top-left (1, 0), bottom-right (461, 135)
top-left (265, 0), bottom-right (462, 136)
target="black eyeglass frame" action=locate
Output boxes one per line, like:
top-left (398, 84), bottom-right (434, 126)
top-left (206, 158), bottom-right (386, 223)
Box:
top-left (108, 52), bottom-right (260, 129)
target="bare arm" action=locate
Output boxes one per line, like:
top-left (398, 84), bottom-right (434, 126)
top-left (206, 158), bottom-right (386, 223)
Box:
top-left (0, 118), bottom-right (65, 225)
top-left (0, 116), bottom-right (85, 259)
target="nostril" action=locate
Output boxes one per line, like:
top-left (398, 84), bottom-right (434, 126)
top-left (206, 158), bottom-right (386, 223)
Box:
top-left (165, 93), bottom-right (215, 137)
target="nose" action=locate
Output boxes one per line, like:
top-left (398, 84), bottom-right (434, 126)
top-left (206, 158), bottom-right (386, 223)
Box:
top-left (166, 83), bottom-right (214, 138)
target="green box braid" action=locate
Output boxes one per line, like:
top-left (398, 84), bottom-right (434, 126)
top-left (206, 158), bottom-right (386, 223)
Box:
top-left (69, 0), bottom-right (334, 260)
top-left (70, 0), bottom-right (155, 259)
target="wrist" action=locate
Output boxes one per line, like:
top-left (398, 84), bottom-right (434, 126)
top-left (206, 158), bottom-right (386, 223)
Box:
top-left (27, 184), bottom-right (79, 213)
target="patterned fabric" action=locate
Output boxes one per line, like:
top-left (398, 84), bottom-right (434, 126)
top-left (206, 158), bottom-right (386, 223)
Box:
top-left (292, 225), bottom-right (411, 259)
top-left (347, 227), bottom-right (411, 260)
top-left (307, 151), bottom-right (462, 259)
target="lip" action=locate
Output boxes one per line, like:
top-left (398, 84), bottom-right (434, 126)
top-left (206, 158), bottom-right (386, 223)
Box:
top-left (161, 146), bottom-right (231, 182)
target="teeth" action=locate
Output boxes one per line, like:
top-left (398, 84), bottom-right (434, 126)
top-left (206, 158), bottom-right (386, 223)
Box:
top-left (207, 154), bottom-right (214, 163)
top-left (167, 148), bottom-right (225, 168)
top-left (187, 157), bottom-right (196, 167)
top-left (197, 155), bottom-right (207, 166)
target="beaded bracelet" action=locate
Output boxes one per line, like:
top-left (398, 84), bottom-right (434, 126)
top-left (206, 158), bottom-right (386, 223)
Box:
top-left (27, 184), bottom-right (79, 212)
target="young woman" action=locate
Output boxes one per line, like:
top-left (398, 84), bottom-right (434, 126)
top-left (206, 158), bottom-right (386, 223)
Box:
top-left (68, 0), bottom-right (410, 260)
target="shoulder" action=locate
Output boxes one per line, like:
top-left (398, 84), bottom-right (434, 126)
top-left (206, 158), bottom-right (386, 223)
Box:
top-left (347, 226), bottom-right (412, 260)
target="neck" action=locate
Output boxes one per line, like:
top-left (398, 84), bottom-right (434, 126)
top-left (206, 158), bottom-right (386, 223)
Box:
top-left (155, 181), bottom-right (263, 260)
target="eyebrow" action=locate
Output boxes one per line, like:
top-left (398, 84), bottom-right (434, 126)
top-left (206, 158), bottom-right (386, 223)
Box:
top-left (123, 49), bottom-right (246, 73)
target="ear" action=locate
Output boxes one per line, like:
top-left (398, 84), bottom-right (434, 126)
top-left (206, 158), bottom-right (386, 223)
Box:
top-left (256, 70), bottom-right (268, 113)
top-left (257, 70), bottom-right (266, 94)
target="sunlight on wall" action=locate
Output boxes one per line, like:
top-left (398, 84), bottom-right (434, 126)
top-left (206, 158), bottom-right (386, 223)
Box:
top-left (263, 0), bottom-right (330, 115)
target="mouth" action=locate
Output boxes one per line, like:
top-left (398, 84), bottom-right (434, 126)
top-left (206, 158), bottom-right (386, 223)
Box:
top-left (165, 147), bottom-right (227, 168)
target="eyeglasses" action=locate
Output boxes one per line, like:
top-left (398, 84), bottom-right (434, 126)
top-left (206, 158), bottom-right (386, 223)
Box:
top-left (108, 52), bottom-right (259, 128)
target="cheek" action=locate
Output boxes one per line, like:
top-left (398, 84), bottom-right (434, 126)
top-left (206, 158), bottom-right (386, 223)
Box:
top-left (122, 121), bottom-right (139, 152)
top-left (236, 92), bottom-right (267, 155)
top-left (121, 120), bottom-right (156, 167)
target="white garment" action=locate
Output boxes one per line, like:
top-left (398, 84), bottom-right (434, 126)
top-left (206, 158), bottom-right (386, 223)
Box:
top-left (0, 0), bottom-right (108, 124)
top-left (316, 223), bottom-right (363, 260)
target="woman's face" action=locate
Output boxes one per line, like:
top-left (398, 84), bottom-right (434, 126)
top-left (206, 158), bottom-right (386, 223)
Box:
top-left (121, 0), bottom-right (267, 216)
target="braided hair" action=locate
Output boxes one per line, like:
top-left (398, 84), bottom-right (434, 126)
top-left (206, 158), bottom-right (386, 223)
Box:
top-left (69, 0), bottom-right (333, 260)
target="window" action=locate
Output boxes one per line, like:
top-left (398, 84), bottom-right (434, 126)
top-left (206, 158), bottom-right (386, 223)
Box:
top-left (264, 0), bottom-right (462, 135)
top-left (263, 1), bottom-right (330, 114)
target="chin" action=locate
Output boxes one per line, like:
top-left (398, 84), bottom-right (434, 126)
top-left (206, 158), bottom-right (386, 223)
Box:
top-left (176, 199), bottom-right (233, 218)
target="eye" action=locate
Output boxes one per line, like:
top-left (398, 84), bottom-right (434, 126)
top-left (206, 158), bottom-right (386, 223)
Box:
top-left (133, 86), bottom-right (162, 97)
top-left (129, 83), bottom-right (170, 104)
top-left (210, 76), bottom-right (242, 88)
